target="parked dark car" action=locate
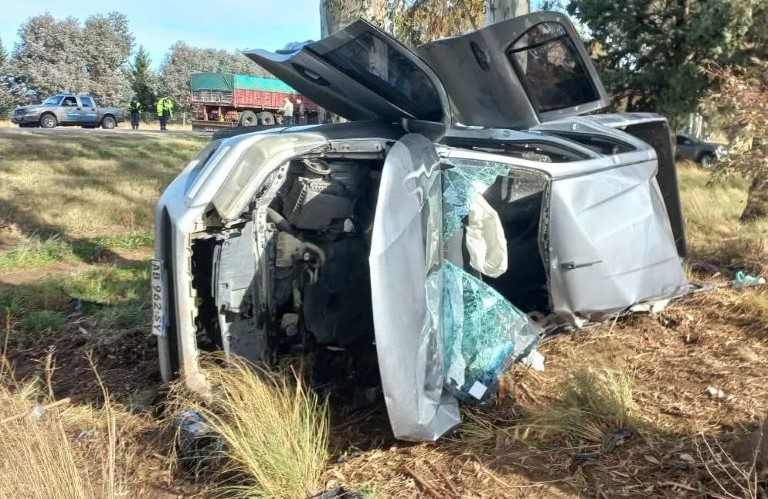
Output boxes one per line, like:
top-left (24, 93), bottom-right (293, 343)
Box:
top-left (153, 12), bottom-right (689, 442)
top-left (675, 133), bottom-right (728, 167)
top-left (11, 93), bottom-right (126, 129)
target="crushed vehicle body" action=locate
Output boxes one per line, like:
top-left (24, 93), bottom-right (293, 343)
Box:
top-left (153, 12), bottom-right (689, 441)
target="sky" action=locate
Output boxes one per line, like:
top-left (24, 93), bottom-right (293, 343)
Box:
top-left (0, 0), bottom-right (322, 67)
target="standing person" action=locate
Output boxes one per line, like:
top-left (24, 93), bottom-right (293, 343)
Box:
top-left (162, 97), bottom-right (174, 129)
top-left (156, 97), bottom-right (165, 130)
top-left (279, 97), bottom-right (294, 125)
top-left (156, 97), bottom-right (173, 130)
top-left (129, 97), bottom-right (142, 131)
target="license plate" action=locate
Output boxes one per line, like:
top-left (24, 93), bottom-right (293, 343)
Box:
top-left (151, 259), bottom-right (166, 337)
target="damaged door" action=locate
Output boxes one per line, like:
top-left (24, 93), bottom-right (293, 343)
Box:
top-left (370, 138), bottom-right (544, 441)
top-left (546, 161), bottom-right (689, 324)
top-left (369, 133), bottom-right (460, 442)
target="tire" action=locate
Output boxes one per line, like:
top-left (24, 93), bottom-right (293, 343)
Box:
top-left (101, 115), bottom-right (117, 129)
top-left (698, 153), bottom-right (716, 169)
top-left (238, 110), bottom-right (258, 126)
top-left (40, 113), bottom-right (57, 129)
top-left (257, 111), bottom-right (275, 126)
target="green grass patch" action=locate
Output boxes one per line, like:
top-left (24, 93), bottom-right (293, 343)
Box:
top-left (1, 261), bottom-right (151, 338)
top-left (93, 233), bottom-right (154, 251)
top-left (61, 262), bottom-right (150, 305)
top-left (17, 310), bottom-right (67, 332)
top-left (0, 236), bottom-right (72, 271)
top-left (0, 232), bottom-right (154, 272)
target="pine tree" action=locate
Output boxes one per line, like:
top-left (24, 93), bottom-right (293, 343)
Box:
top-left (0, 36), bottom-right (6, 68)
top-left (130, 46), bottom-right (156, 112)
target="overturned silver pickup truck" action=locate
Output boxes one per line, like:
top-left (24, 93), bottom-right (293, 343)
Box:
top-left (153, 12), bottom-right (688, 441)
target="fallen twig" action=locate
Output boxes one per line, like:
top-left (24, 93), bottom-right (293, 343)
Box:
top-left (402, 464), bottom-right (452, 498)
top-left (518, 382), bottom-right (540, 405)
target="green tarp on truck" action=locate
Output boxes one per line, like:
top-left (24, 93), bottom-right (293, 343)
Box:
top-left (190, 72), bottom-right (299, 94)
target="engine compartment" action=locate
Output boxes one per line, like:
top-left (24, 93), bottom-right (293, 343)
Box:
top-left (191, 156), bottom-right (384, 403)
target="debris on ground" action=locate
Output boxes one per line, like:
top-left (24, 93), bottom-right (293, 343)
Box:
top-left (522, 349), bottom-right (545, 372)
top-left (705, 386), bottom-right (727, 400)
top-left (732, 270), bottom-right (766, 287)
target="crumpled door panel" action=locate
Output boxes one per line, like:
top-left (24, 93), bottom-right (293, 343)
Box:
top-left (548, 160), bottom-right (688, 323)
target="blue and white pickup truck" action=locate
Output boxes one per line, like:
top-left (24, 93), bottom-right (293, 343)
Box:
top-left (11, 93), bottom-right (126, 129)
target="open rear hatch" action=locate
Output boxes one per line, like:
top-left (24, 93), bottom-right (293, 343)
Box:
top-left (416, 11), bottom-right (609, 129)
top-left (244, 20), bottom-right (451, 136)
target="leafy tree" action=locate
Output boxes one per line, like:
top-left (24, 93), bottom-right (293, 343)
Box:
top-left (129, 46), bottom-right (157, 112)
top-left (11, 14), bottom-right (89, 101)
top-left (10, 12), bottom-right (134, 106)
top-left (81, 12), bottom-right (134, 105)
top-left (705, 62), bottom-right (768, 221)
top-left (157, 42), bottom-right (270, 112)
top-left (565, 0), bottom-right (765, 125)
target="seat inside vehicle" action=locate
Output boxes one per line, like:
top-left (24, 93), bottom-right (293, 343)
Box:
top-left (481, 174), bottom-right (549, 313)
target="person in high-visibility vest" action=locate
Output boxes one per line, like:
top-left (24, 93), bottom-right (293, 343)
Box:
top-left (129, 97), bottom-right (142, 131)
top-left (156, 97), bottom-right (173, 130)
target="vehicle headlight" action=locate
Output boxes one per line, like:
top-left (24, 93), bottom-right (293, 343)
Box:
top-left (715, 145), bottom-right (728, 158)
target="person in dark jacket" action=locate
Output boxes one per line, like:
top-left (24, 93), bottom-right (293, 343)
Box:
top-left (129, 97), bottom-right (142, 130)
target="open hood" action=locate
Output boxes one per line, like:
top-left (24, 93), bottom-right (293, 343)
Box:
top-left (244, 20), bottom-right (451, 135)
top-left (417, 11), bottom-right (609, 129)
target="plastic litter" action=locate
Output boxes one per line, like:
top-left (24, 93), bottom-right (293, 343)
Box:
top-left (179, 410), bottom-right (211, 436)
top-left (705, 386), bottom-right (726, 400)
top-left (522, 349), bottom-right (545, 371)
top-left (732, 271), bottom-right (766, 288)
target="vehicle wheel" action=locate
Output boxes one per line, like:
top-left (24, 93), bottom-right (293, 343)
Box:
top-left (40, 113), bottom-right (57, 129)
top-left (238, 110), bottom-right (258, 126)
top-left (101, 116), bottom-right (117, 129)
top-left (257, 111), bottom-right (275, 126)
top-left (698, 153), bottom-right (716, 169)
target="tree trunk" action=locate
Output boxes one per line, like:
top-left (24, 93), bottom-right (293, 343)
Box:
top-left (484, 0), bottom-right (529, 26)
top-left (741, 172), bottom-right (768, 222)
top-left (319, 0), bottom-right (386, 123)
top-left (320, 0), bottom-right (386, 37)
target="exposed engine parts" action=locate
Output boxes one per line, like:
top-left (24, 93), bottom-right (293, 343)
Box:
top-left (190, 155), bottom-right (382, 402)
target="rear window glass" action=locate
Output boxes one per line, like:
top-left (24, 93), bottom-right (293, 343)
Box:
top-left (323, 31), bottom-right (443, 122)
top-left (507, 22), bottom-right (599, 114)
top-left (80, 96), bottom-right (94, 107)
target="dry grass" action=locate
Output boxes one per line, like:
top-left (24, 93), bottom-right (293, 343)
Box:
top-left (531, 368), bottom-right (635, 446)
top-left (679, 162), bottom-right (768, 272)
top-left (169, 355), bottom-right (329, 499)
top-left (0, 128), bottom-right (205, 238)
top-left (0, 356), bottom-right (150, 499)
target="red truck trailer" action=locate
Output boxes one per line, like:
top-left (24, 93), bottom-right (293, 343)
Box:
top-left (190, 72), bottom-right (318, 131)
